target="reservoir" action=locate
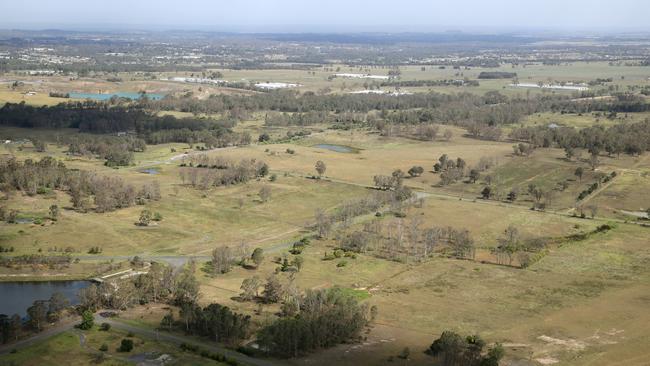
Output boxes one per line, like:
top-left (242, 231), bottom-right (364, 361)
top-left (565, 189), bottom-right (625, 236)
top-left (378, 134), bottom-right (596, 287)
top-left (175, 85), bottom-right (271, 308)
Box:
top-left (0, 281), bottom-right (89, 317)
top-left (69, 92), bottom-right (165, 101)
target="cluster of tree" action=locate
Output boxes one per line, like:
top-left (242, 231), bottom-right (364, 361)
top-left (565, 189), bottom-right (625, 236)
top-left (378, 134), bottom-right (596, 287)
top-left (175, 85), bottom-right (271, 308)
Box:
top-left (547, 93), bottom-right (650, 114)
top-left (379, 79), bottom-right (480, 87)
top-left (178, 343), bottom-right (241, 366)
top-left (339, 217), bottom-right (475, 262)
top-left (209, 244), bottom-right (254, 275)
top-left (478, 71), bottom-right (517, 79)
top-left (1, 157), bottom-right (161, 212)
top-left (264, 111), bottom-right (329, 127)
top-left (0, 254), bottom-right (72, 269)
top-left (576, 171), bottom-right (616, 201)
top-left (0, 156), bottom-right (68, 195)
top-left (67, 134), bottom-right (144, 166)
top-left (179, 157), bottom-right (269, 189)
top-left (376, 122), bottom-right (450, 141)
top-left (79, 261), bottom-right (199, 312)
top-left (315, 190), bottom-right (412, 239)
top-left (257, 287), bottom-right (371, 357)
top-left (431, 154), bottom-right (494, 187)
top-left (510, 118), bottom-right (650, 156)
top-left (428, 331), bottom-right (504, 366)
top-left (169, 303), bottom-right (251, 345)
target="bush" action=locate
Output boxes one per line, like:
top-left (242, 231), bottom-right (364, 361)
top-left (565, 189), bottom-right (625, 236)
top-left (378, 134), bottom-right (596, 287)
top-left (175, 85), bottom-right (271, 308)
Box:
top-left (100, 322), bottom-right (111, 331)
top-left (99, 343), bottom-right (108, 352)
top-left (78, 310), bottom-right (94, 330)
top-left (337, 260), bottom-right (348, 267)
top-left (119, 338), bottom-right (134, 352)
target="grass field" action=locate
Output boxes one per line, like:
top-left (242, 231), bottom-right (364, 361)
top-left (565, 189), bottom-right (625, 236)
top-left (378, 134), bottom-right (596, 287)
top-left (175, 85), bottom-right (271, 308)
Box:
top-left (0, 326), bottom-right (225, 366)
top-left (2, 57), bottom-right (650, 365)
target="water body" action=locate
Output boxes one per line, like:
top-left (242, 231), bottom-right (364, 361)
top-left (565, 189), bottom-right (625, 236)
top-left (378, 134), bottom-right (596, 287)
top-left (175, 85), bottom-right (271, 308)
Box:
top-left (138, 168), bottom-right (159, 175)
top-left (0, 281), bottom-right (89, 317)
top-left (69, 92), bottom-right (165, 101)
top-left (313, 144), bottom-right (357, 153)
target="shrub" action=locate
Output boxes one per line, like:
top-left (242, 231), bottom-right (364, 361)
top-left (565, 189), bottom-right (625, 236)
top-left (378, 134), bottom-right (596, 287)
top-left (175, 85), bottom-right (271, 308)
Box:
top-left (99, 343), bottom-right (108, 352)
top-left (99, 322), bottom-right (111, 331)
top-left (119, 338), bottom-right (134, 352)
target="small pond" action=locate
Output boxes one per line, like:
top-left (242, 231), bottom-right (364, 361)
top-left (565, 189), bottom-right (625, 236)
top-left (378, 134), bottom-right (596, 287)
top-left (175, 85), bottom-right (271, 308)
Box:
top-left (313, 144), bottom-right (358, 153)
top-left (0, 281), bottom-right (89, 317)
top-left (69, 92), bottom-right (165, 101)
top-left (138, 168), bottom-right (160, 175)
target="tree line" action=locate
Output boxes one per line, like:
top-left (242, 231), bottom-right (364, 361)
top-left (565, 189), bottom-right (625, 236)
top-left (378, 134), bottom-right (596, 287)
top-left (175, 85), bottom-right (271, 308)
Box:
top-left (0, 102), bottom-right (249, 147)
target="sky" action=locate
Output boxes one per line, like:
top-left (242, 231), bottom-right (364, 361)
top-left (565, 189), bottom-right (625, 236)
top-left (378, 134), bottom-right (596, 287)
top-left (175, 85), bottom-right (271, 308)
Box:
top-left (1, 0), bottom-right (649, 33)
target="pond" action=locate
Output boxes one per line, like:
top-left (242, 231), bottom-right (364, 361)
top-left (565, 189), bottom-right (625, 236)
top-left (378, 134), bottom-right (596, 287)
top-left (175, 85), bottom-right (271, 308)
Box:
top-left (69, 92), bottom-right (165, 101)
top-left (313, 144), bottom-right (358, 153)
top-left (0, 281), bottom-right (89, 317)
top-left (138, 168), bottom-right (159, 175)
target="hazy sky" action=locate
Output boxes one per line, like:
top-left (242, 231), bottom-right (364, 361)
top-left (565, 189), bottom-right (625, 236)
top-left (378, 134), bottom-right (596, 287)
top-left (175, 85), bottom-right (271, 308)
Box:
top-left (2, 0), bottom-right (649, 32)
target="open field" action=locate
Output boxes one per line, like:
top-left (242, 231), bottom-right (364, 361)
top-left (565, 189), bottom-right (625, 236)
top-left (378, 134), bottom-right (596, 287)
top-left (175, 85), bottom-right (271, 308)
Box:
top-left (1, 28), bottom-right (650, 366)
top-left (0, 325), bottom-right (226, 366)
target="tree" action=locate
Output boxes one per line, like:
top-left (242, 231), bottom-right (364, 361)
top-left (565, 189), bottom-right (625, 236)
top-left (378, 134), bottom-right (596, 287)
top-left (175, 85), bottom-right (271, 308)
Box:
top-left (49, 204), bottom-right (59, 220)
top-left (507, 189), bottom-right (517, 202)
top-left (240, 276), bottom-right (262, 301)
top-left (251, 248), bottom-right (264, 267)
top-left (262, 275), bottom-right (283, 303)
top-left (138, 209), bottom-right (152, 226)
top-left (78, 310), bottom-right (94, 330)
top-left (443, 129), bottom-right (453, 141)
top-left (469, 169), bottom-right (480, 183)
top-left (314, 208), bottom-right (332, 238)
top-left (174, 263), bottom-right (200, 306)
top-left (259, 186), bottom-right (271, 202)
top-left (48, 292), bottom-right (69, 315)
top-left (589, 153), bottom-right (599, 171)
top-left (483, 343), bottom-right (505, 366)
top-left (211, 246), bottom-right (233, 274)
top-left (9, 314), bottom-right (22, 341)
top-left (428, 331), bottom-right (496, 366)
top-left (258, 133), bottom-right (270, 142)
top-left (292, 255), bottom-right (304, 271)
top-left (27, 300), bottom-right (48, 331)
top-left (161, 311), bottom-right (174, 330)
top-left (574, 167), bottom-right (584, 182)
top-left (481, 186), bottom-right (492, 199)
top-left (408, 166), bottom-right (424, 177)
top-left (119, 338), bottom-right (134, 352)
top-left (315, 160), bottom-right (327, 178)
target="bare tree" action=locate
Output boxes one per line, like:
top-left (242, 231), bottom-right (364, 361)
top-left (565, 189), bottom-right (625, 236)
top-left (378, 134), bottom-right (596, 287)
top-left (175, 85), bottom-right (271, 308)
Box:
top-left (315, 160), bottom-right (327, 178)
top-left (211, 246), bottom-right (233, 274)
